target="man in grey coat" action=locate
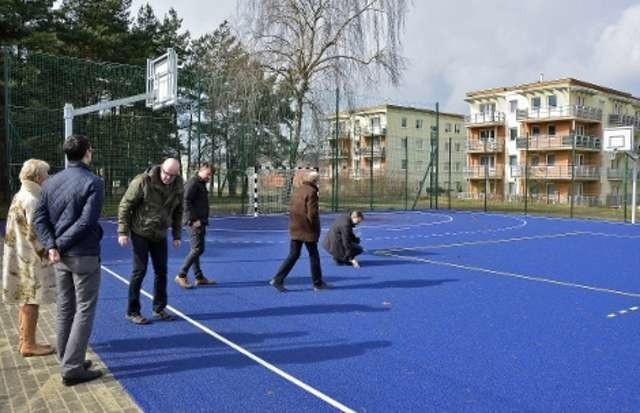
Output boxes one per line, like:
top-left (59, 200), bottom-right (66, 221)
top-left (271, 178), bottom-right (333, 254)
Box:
top-left (34, 135), bottom-right (105, 386)
top-left (322, 211), bottom-right (364, 268)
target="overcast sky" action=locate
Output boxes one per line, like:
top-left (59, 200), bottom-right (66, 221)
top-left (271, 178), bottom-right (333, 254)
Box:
top-left (131, 0), bottom-right (640, 114)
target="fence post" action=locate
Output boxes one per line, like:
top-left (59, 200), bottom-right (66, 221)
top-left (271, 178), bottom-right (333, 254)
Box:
top-left (369, 137), bottom-right (374, 210)
top-left (570, 130), bottom-right (575, 218)
top-left (484, 161), bottom-right (488, 212)
top-left (623, 154), bottom-right (629, 222)
top-left (333, 85), bottom-right (339, 211)
top-left (404, 136), bottom-right (408, 210)
top-left (448, 137), bottom-right (452, 209)
top-left (524, 133), bottom-right (529, 215)
top-left (435, 102), bottom-right (439, 209)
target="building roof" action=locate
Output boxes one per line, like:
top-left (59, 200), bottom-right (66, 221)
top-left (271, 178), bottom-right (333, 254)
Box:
top-left (465, 78), bottom-right (640, 103)
top-left (329, 103), bottom-right (464, 120)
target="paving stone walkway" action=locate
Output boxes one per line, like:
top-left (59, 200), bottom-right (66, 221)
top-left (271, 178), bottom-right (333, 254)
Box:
top-left (1, 237), bottom-right (141, 413)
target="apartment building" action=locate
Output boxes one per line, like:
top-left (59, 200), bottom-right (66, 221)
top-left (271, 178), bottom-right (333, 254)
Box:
top-left (465, 78), bottom-right (640, 205)
top-left (325, 104), bottom-right (467, 193)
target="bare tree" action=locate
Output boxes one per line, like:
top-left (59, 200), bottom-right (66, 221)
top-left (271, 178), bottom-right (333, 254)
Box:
top-left (242, 0), bottom-right (408, 165)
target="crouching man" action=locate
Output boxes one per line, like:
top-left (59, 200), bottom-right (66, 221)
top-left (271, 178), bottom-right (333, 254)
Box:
top-left (322, 211), bottom-right (364, 268)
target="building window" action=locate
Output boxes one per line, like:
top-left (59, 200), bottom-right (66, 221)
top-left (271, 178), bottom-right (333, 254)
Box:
top-left (416, 119), bottom-right (423, 129)
top-left (479, 103), bottom-right (496, 113)
top-left (547, 125), bottom-right (556, 136)
top-left (479, 129), bottom-right (495, 141)
top-left (547, 95), bottom-right (557, 107)
top-left (401, 117), bottom-right (407, 128)
top-left (531, 97), bottom-right (541, 109)
top-left (509, 155), bottom-right (517, 166)
top-left (454, 123), bottom-right (461, 133)
top-left (455, 162), bottom-right (461, 172)
top-left (456, 182), bottom-right (462, 192)
top-left (546, 153), bottom-right (555, 165)
top-left (445, 123), bottom-right (452, 132)
top-left (508, 182), bottom-right (516, 194)
top-left (416, 138), bottom-right (424, 150)
top-left (401, 159), bottom-right (407, 170)
top-left (576, 124), bottom-right (585, 135)
top-left (576, 96), bottom-right (586, 106)
top-left (444, 142), bottom-right (450, 152)
top-left (454, 143), bottom-right (461, 152)
top-left (509, 127), bottom-right (517, 141)
top-left (532, 125), bottom-right (540, 136)
top-left (509, 100), bottom-right (518, 113)
top-left (530, 155), bottom-right (539, 166)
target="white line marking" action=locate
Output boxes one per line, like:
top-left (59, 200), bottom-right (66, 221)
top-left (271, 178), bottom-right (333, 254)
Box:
top-left (377, 251), bottom-right (640, 298)
top-left (100, 265), bottom-right (356, 413)
top-left (606, 305), bottom-right (640, 319)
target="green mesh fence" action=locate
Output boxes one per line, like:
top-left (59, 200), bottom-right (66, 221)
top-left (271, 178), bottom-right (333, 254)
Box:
top-left (3, 48), bottom-right (178, 214)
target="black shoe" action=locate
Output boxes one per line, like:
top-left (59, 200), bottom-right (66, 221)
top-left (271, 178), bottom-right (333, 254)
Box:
top-left (83, 360), bottom-right (92, 370)
top-left (269, 279), bottom-right (288, 292)
top-left (313, 282), bottom-right (333, 291)
top-left (62, 369), bottom-right (103, 386)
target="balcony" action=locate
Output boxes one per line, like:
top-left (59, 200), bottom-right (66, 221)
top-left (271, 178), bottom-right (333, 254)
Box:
top-left (467, 138), bottom-right (505, 153)
top-left (606, 168), bottom-right (639, 180)
top-left (511, 164), bottom-right (599, 179)
top-left (515, 134), bottom-right (601, 151)
top-left (356, 147), bottom-right (385, 158)
top-left (608, 113), bottom-right (640, 128)
top-left (320, 150), bottom-right (350, 160)
top-left (464, 112), bottom-right (505, 126)
top-left (328, 131), bottom-right (351, 140)
top-left (358, 126), bottom-right (387, 136)
top-left (516, 105), bottom-right (602, 122)
top-left (464, 165), bottom-right (504, 179)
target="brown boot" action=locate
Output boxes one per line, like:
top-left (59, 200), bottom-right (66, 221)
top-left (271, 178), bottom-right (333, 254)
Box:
top-left (20, 304), bottom-right (54, 357)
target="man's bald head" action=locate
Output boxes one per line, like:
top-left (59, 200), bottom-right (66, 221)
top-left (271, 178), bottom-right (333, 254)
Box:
top-left (160, 158), bottom-right (181, 185)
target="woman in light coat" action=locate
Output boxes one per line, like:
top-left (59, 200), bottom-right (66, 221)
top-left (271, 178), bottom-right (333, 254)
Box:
top-left (2, 159), bottom-right (56, 357)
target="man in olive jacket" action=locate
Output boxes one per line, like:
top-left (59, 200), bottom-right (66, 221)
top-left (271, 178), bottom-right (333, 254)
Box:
top-left (175, 163), bottom-right (215, 289)
top-left (269, 170), bottom-right (331, 292)
top-left (322, 211), bottom-right (364, 268)
top-left (117, 158), bottom-right (183, 324)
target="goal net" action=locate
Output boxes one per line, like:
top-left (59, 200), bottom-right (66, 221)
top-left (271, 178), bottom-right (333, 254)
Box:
top-left (251, 167), bottom-right (316, 215)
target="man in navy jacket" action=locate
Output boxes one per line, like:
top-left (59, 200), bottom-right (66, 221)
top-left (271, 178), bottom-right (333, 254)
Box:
top-left (33, 135), bottom-right (104, 386)
top-left (175, 162), bottom-right (216, 288)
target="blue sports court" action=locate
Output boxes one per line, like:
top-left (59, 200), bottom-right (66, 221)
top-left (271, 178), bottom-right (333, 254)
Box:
top-left (90, 210), bottom-right (639, 412)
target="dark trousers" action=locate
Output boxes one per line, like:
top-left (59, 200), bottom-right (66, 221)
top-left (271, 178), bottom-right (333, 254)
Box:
top-left (178, 225), bottom-right (205, 278)
top-left (273, 240), bottom-right (323, 286)
top-left (350, 244), bottom-right (364, 260)
top-left (127, 232), bottom-right (168, 315)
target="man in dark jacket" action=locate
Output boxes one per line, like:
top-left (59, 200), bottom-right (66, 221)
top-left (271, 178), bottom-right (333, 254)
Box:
top-left (175, 163), bottom-right (215, 288)
top-left (117, 158), bottom-right (183, 325)
top-left (33, 135), bottom-right (105, 386)
top-left (322, 211), bottom-right (364, 268)
top-left (269, 170), bottom-right (331, 292)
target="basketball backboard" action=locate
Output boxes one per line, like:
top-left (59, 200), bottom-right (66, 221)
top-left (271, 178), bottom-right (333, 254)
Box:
top-left (603, 126), bottom-right (634, 153)
top-left (146, 48), bottom-right (178, 110)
